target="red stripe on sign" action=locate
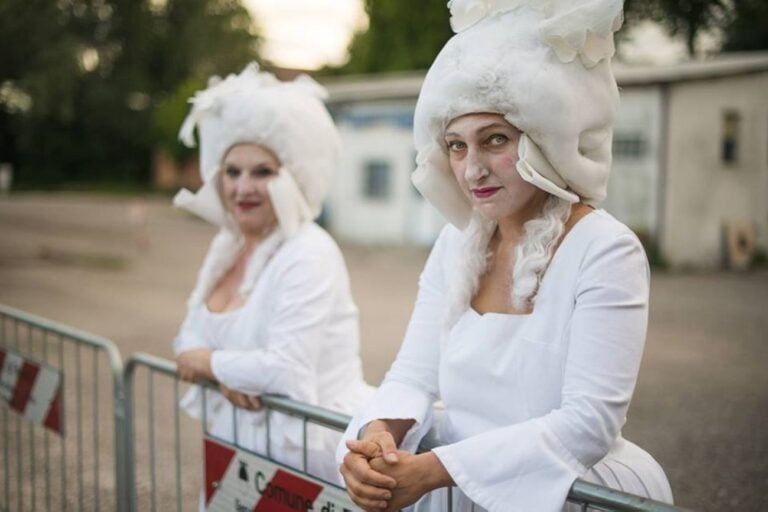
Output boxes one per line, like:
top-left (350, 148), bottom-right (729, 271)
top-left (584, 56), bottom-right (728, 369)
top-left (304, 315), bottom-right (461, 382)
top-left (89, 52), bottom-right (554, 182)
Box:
top-left (204, 438), bottom-right (236, 505)
top-left (9, 362), bottom-right (39, 413)
top-left (44, 387), bottom-right (62, 435)
top-left (253, 469), bottom-right (323, 512)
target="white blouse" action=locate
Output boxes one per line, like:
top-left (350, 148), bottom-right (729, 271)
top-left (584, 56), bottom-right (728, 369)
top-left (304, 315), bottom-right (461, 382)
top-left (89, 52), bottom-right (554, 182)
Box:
top-left (338, 210), bottom-right (672, 511)
top-left (175, 223), bottom-right (371, 481)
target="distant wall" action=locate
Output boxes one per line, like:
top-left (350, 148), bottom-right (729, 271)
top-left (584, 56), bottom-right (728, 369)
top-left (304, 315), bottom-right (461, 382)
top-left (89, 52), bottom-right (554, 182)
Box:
top-left (662, 71), bottom-right (768, 268)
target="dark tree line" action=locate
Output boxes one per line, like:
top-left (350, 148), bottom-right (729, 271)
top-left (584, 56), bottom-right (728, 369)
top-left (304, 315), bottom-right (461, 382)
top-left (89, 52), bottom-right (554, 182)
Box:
top-left (0, 0), bottom-right (259, 188)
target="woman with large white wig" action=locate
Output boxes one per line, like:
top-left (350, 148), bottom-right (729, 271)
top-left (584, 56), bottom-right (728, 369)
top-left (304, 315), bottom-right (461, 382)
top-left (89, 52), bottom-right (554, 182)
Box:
top-left (171, 64), bottom-right (371, 491)
top-left (337, 2), bottom-right (673, 511)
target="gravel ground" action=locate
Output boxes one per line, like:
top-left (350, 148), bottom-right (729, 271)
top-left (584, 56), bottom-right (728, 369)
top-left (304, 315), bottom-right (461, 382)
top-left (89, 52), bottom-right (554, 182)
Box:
top-left (0, 193), bottom-right (765, 511)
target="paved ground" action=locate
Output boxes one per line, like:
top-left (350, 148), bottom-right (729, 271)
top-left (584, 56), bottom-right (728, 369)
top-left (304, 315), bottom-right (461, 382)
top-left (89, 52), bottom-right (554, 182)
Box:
top-left (0, 193), bottom-right (765, 510)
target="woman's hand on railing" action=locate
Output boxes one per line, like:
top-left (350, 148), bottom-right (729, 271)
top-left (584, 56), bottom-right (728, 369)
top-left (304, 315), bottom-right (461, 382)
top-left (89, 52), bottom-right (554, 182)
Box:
top-left (219, 384), bottom-right (263, 411)
top-left (176, 349), bottom-right (215, 382)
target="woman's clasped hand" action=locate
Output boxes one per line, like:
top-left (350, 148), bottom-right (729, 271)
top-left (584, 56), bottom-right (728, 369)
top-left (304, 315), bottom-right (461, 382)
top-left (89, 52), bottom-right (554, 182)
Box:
top-left (341, 420), bottom-right (453, 511)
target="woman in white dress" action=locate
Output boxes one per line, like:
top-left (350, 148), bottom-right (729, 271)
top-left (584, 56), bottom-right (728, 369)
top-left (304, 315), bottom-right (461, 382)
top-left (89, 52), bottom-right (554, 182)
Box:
top-left (338, 2), bottom-right (674, 511)
top-left (171, 64), bottom-right (371, 483)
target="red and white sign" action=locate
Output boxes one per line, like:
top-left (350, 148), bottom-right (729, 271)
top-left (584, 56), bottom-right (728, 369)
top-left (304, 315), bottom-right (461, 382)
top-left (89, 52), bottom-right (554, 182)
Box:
top-left (0, 347), bottom-right (63, 435)
top-left (204, 435), bottom-right (360, 512)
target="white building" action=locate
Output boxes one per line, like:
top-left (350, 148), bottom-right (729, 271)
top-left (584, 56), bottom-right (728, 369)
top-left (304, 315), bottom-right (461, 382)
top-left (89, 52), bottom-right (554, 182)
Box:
top-left (322, 52), bottom-right (768, 269)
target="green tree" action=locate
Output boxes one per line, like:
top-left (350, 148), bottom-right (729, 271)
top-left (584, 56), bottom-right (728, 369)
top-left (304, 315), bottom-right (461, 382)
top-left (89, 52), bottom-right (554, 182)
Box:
top-left (721, 0), bottom-right (768, 51)
top-left (623, 0), bottom-right (731, 56)
top-left (338, 0), bottom-right (454, 74)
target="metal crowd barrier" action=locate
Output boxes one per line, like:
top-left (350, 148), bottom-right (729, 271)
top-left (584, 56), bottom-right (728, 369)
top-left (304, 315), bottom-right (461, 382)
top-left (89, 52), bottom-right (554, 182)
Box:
top-left (124, 352), bottom-right (688, 512)
top-left (0, 305), bottom-right (690, 512)
top-left (123, 351), bottom-right (354, 511)
top-left (0, 304), bottom-right (130, 512)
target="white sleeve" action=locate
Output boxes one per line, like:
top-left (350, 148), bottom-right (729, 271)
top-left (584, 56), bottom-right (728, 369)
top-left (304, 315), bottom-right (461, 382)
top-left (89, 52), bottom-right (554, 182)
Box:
top-left (432, 233), bottom-right (651, 512)
top-left (337, 227), bottom-right (453, 463)
top-left (173, 308), bottom-right (209, 354)
top-left (208, 250), bottom-right (336, 401)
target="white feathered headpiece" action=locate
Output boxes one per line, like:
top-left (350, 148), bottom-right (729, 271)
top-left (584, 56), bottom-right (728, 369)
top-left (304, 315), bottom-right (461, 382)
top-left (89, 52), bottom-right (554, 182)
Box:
top-left (413, 0), bottom-right (624, 229)
top-left (173, 63), bottom-right (340, 235)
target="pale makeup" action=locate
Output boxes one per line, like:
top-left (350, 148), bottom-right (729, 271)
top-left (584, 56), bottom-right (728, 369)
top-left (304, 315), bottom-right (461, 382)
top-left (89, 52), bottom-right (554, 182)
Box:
top-left (219, 143), bottom-right (280, 239)
top-left (445, 113), bottom-right (547, 224)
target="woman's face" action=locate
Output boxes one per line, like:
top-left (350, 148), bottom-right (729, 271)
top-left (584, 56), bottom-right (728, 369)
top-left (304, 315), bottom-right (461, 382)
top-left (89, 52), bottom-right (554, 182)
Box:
top-left (219, 143), bottom-right (280, 237)
top-left (445, 113), bottom-right (546, 221)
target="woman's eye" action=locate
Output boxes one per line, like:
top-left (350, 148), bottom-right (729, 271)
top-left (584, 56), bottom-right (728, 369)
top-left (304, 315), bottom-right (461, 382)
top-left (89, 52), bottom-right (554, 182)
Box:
top-left (489, 134), bottom-right (508, 145)
top-left (447, 141), bottom-right (465, 152)
top-left (224, 167), bottom-right (240, 178)
top-left (253, 167), bottom-right (275, 177)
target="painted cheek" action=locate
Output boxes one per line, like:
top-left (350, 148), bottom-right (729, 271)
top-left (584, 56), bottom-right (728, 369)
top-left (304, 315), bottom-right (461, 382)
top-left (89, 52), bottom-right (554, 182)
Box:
top-left (497, 154), bottom-right (519, 169)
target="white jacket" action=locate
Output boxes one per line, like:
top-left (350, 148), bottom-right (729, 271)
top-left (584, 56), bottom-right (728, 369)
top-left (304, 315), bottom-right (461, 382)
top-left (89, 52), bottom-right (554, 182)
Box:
top-left (338, 210), bottom-right (672, 511)
top-left (175, 223), bottom-right (371, 481)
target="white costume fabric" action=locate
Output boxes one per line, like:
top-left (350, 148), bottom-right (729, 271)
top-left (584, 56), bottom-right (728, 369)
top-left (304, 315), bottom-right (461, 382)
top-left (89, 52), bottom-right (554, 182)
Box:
top-left (176, 223), bottom-right (371, 481)
top-left (339, 210), bottom-right (672, 511)
top-left (412, 0), bottom-right (623, 229)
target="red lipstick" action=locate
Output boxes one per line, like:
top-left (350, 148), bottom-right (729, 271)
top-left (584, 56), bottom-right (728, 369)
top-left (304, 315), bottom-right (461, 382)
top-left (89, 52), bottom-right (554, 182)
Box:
top-left (472, 187), bottom-right (501, 199)
top-left (237, 201), bottom-right (259, 211)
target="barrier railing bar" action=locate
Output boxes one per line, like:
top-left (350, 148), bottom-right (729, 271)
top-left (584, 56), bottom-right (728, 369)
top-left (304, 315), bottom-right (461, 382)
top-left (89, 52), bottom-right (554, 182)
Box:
top-left (93, 345), bottom-right (100, 512)
top-left (569, 480), bottom-right (690, 512)
top-left (1, 403), bottom-right (6, 512)
top-left (173, 377), bottom-right (182, 512)
top-left (1, 314), bottom-right (8, 512)
top-left (148, 369), bottom-right (157, 512)
top-left (76, 341), bottom-right (84, 511)
top-left (58, 333), bottom-right (66, 512)
top-left (14, 319), bottom-right (23, 512)
top-left (232, 399), bottom-right (239, 445)
top-left (43, 329), bottom-right (51, 512)
top-left (266, 408), bottom-right (272, 459)
top-left (28, 325), bottom-right (36, 511)
top-left (302, 418), bottom-right (308, 472)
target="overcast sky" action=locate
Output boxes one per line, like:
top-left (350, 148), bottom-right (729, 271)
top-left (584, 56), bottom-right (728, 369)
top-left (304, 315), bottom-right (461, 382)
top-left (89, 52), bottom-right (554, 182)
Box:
top-left (244, 0), bottom-right (367, 70)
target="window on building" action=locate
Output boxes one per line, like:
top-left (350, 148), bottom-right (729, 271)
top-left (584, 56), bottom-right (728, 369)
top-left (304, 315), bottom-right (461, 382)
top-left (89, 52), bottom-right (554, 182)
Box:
top-left (612, 133), bottom-right (647, 160)
top-left (363, 160), bottom-right (391, 200)
top-left (721, 110), bottom-right (740, 164)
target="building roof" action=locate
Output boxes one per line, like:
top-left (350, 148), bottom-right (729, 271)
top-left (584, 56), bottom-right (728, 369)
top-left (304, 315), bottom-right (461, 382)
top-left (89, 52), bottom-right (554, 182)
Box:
top-left (323, 52), bottom-right (768, 103)
top-left (615, 52), bottom-right (768, 86)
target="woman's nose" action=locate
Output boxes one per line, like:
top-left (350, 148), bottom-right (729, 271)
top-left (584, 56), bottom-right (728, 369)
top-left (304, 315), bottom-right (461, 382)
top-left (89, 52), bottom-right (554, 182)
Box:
top-left (464, 151), bottom-right (488, 183)
top-left (235, 175), bottom-right (259, 195)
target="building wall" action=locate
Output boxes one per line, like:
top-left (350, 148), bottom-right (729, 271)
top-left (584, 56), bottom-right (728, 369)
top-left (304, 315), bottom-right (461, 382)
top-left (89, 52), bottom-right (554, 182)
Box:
top-left (327, 123), bottom-right (444, 245)
top-left (604, 86), bottom-right (663, 240)
top-left (662, 72), bottom-right (768, 268)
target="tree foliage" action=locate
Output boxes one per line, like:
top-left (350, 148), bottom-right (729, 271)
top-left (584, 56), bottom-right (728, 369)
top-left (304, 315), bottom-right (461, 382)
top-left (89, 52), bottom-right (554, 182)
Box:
top-left (623, 0), bottom-right (768, 56)
top-left (0, 0), bottom-right (260, 188)
top-left (721, 0), bottom-right (768, 52)
top-left (338, 0), bottom-right (454, 74)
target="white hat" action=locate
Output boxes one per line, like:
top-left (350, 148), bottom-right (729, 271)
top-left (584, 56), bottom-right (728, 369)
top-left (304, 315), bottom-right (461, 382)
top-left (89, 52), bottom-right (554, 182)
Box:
top-left (173, 63), bottom-right (340, 235)
top-left (412, 0), bottom-right (624, 229)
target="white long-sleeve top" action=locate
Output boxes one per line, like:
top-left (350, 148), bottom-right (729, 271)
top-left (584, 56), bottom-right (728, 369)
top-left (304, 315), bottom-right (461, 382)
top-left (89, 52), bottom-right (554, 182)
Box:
top-left (338, 210), bottom-right (672, 511)
top-left (175, 222), bottom-right (371, 480)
